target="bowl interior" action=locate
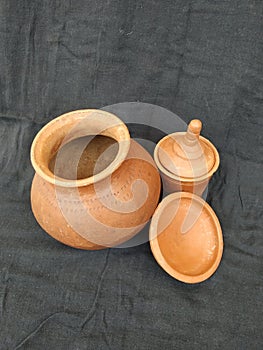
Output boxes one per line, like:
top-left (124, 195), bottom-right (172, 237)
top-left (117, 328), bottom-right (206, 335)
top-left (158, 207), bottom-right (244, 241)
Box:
top-left (154, 195), bottom-right (221, 279)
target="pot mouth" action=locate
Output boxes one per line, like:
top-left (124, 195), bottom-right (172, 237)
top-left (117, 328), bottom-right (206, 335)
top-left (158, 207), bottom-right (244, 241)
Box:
top-left (31, 109), bottom-right (130, 187)
top-left (154, 134), bottom-right (220, 183)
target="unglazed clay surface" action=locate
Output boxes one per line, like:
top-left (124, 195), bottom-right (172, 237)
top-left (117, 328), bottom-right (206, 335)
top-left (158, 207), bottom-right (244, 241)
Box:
top-left (49, 135), bottom-right (118, 180)
top-left (150, 192), bottom-right (223, 283)
top-left (31, 110), bottom-right (161, 249)
top-left (154, 119), bottom-right (220, 195)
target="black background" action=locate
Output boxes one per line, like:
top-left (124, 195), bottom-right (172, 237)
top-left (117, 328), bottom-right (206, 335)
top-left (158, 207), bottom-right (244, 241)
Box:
top-left (0, 1), bottom-right (262, 349)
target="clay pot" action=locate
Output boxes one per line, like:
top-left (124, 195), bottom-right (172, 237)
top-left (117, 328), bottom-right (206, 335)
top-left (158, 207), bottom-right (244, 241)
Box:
top-left (154, 119), bottom-right (220, 196)
top-left (149, 192), bottom-right (223, 283)
top-left (31, 109), bottom-right (161, 249)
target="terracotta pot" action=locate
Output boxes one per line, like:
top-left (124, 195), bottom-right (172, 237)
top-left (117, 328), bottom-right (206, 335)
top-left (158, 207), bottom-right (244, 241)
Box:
top-left (154, 119), bottom-right (220, 196)
top-left (31, 109), bottom-right (161, 249)
top-left (149, 192), bottom-right (223, 283)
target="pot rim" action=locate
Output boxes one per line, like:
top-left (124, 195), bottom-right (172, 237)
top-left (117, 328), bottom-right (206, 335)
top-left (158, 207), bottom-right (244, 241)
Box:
top-left (30, 109), bottom-right (130, 187)
top-left (154, 132), bottom-right (220, 183)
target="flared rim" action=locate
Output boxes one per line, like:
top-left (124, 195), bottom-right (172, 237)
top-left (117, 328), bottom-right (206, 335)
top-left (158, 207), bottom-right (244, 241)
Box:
top-left (30, 109), bottom-right (131, 187)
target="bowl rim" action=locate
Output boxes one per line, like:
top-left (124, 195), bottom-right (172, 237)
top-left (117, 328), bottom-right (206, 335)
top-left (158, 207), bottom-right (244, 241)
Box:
top-left (149, 192), bottom-right (223, 283)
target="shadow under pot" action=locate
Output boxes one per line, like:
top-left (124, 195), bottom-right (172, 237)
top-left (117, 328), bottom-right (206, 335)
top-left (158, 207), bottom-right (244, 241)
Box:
top-left (154, 119), bottom-right (220, 196)
top-left (30, 109), bottom-right (161, 250)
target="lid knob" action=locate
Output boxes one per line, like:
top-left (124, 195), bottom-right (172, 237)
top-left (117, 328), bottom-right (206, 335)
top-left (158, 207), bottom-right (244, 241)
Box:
top-left (184, 119), bottom-right (202, 144)
top-left (188, 119), bottom-right (202, 136)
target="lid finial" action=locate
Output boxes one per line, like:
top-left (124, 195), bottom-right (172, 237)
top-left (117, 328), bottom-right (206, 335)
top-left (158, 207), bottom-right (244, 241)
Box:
top-left (187, 119), bottom-right (202, 137)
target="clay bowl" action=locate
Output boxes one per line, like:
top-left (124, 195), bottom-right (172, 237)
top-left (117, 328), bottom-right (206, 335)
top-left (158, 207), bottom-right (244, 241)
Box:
top-left (149, 192), bottom-right (223, 283)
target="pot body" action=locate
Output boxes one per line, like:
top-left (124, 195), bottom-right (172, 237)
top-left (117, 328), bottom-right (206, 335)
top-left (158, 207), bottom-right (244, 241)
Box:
top-left (31, 139), bottom-right (161, 249)
top-left (160, 171), bottom-right (210, 197)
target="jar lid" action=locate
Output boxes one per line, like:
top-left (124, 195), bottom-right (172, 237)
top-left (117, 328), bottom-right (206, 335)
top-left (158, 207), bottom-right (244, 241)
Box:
top-left (157, 120), bottom-right (217, 179)
top-left (149, 192), bottom-right (223, 283)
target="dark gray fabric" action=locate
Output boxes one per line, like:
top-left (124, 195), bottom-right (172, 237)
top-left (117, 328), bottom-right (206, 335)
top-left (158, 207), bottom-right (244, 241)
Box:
top-left (0, 0), bottom-right (262, 349)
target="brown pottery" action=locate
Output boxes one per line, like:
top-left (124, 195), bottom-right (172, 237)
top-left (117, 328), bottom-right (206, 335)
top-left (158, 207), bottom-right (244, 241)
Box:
top-left (149, 192), bottom-right (223, 283)
top-left (154, 119), bottom-right (220, 196)
top-left (31, 109), bottom-right (161, 249)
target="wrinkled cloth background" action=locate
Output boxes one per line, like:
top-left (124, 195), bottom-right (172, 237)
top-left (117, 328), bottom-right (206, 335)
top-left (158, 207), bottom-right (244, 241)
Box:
top-left (0, 0), bottom-right (262, 349)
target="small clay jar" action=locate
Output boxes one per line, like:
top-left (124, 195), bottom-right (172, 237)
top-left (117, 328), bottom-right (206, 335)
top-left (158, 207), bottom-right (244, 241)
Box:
top-left (149, 192), bottom-right (223, 283)
top-left (154, 119), bottom-right (220, 196)
top-left (31, 109), bottom-right (161, 249)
